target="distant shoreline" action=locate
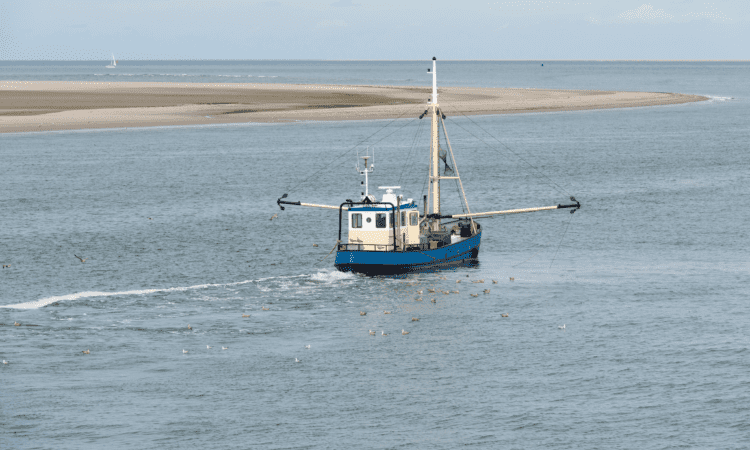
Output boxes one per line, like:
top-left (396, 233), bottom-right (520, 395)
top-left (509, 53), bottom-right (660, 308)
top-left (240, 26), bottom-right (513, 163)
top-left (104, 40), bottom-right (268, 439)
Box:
top-left (0, 81), bottom-right (708, 134)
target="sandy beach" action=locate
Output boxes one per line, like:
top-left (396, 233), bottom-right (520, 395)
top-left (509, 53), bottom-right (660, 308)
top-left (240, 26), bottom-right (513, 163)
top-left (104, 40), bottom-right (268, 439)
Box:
top-left (0, 81), bottom-right (707, 133)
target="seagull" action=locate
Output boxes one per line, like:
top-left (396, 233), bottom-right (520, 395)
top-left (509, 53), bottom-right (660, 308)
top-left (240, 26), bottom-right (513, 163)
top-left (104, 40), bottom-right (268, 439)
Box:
top-left (427, 288), bottom-right (435, 293)
top-left (183, 349), bottom-right (188, 354)
top-left (242, 314), bottom-right (250, 318)
top-left (14, 322), bottom-right (20, 326)
top-left (148, 217), bottom-right (152, 220)
top-left (411, 317), bottom-right (419, 322)
top-left (2, 360), bottom-right (8, 364)
top-left (369, 330), bottom-right (376, 335)
top-left (304, 345), bottom-right (311, 349)
top-left (417, 290), bottom-right (423, 294)
top-left (360, 311), bottom-right (367, 316)
top-left (415, 298), bottom-right (422, 301)
top-left (509, 277), bottom-right (515, 281)
top-left (187, 324), bottom-right (192, 330)
top-left (431, 298), bottom-right (436, 303)
top-left (484, 289), bottom-right (490, 294)
top-left (295, 358), bottom-right (301, 362)
top-left (207, 345), bottom-right (212, 349)
top-left (501, 313), bottom-right (509, 318)
top-left (270, 213), bottom-right (278, 221)
top-left (82, 349), bottom-right (90, 354)
top-left (452, 290), bottom-right (459, 294)
top-left (402, 329), bottom-right (409, 335)
top-left (456, 280), bottom-right (461, 283)
top-left (558, 324), bottom-right (566, 330)
top-left (492, 280), bottom-right (498, 284)
top-left (262, 307), bottom-right (269, 311)
top-left (381, 330), bottom-right (388, 336)
top-left (222, 347), bottom-right (228, 350)
top-left (384, 311), bottom-right (391, 314)
top-left (74, 255), bottom-right (88, 263)
top-left (312, 243), bottom-right (318, 247)
top-left (470, 294), bottom-right (478, 298)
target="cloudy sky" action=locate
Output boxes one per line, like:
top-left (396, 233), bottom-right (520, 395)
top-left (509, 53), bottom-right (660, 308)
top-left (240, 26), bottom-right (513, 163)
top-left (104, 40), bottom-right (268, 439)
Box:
top-left (1, 0), bottom-right (747, 60)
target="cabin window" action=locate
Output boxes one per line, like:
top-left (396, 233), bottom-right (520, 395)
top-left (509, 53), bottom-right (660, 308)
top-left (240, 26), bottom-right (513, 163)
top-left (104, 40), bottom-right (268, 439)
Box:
top-left (366, 217), bottom-right (372, 223)
top-left (351, 213), bottom-right (362, 228)
top-left (389, 213), bottom-right (394, 227)
top-left (410, 212), bottom-right (418, 226)
top-left (401, 211), bottom-right (406, 227)
top-left (375, 213), bottom-right (386, 228)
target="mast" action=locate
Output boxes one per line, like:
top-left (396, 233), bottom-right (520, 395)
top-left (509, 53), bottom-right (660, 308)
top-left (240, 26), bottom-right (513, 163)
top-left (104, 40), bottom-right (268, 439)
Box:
top-left (429, 57), bottom-right (440, 231)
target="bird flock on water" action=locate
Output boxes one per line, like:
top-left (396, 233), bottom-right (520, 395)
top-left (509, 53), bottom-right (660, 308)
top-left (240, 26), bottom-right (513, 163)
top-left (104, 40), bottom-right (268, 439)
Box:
top-left (1, 272), bottom-right (573, 367)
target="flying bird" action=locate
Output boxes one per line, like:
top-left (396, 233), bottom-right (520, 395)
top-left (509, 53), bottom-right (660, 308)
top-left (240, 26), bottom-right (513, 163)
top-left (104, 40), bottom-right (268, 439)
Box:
top-left (74, 255), bottom-right (88, 263)
top-left (270, 213), bottom-right (278, 221)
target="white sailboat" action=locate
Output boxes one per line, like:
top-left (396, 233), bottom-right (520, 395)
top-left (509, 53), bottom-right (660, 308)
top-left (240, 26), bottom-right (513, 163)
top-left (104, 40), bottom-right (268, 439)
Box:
top-left (106, 54), bottom-right (117, 69)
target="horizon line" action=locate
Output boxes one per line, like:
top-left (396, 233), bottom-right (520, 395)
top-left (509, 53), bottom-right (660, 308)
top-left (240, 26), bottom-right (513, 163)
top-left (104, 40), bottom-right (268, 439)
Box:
top-left (1, 59), bottom-right (749, 62)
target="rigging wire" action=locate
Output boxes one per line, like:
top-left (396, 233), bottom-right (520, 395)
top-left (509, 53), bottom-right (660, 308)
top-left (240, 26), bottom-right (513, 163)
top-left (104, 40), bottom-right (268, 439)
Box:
top-left (398, 116), bottom-right (425, 185)
top-left (282, 108), bottom-right (421, 197)
top-left (440, 106), bottom-right (573, 198)
top-left (549, 211), bottom-right (575, 269)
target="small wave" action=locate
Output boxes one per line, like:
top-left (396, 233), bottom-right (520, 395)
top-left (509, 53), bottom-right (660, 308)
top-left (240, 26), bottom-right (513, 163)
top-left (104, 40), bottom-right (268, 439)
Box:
top-left (310, 270), bottom-right (355, 283)
top-left (708, 96), bottom-right (734, 102)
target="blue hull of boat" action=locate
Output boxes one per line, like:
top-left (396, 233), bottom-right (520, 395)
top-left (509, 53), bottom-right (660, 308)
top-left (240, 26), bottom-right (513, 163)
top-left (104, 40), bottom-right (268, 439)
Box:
top-left (334, 231), bottom-right (482, 275)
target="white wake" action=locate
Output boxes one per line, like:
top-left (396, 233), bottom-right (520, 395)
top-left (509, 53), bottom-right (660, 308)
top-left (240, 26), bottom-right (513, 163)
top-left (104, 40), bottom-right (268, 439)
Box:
top-left (1, 275), bottom-right (309, 310)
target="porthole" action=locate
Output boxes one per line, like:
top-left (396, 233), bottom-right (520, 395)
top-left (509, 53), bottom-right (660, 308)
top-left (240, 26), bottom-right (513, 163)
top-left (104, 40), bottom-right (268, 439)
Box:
top-left (366, 217), bottom-right (372, 223)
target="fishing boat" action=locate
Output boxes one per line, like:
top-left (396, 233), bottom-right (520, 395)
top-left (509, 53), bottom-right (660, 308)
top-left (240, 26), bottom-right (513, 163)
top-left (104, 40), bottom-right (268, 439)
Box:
top-left (277, 57), bottom-right (580, 275)
top-left (106, 54), bottom-right (117, 69)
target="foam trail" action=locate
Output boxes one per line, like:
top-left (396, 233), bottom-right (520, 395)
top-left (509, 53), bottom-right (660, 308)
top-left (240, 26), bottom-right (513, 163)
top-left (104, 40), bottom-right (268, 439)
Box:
top-left (1, 275), bottom-right (308, 310)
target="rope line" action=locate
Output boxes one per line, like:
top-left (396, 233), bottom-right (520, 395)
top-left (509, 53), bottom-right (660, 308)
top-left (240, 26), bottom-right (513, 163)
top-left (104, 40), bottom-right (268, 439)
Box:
top-left (549, 212), bottom-right (575, 269)
top-left (440, 106), bottom-right (572, 197)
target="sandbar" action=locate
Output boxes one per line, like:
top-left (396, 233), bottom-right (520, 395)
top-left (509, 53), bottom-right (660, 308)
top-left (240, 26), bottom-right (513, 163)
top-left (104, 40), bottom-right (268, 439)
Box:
top-left (0, 81), bottom-right (707, 133)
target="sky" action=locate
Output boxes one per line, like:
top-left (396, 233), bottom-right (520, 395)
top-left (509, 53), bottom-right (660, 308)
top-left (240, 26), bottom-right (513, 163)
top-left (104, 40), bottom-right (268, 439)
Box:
top-left (0, 0), bottom-right (748, 60)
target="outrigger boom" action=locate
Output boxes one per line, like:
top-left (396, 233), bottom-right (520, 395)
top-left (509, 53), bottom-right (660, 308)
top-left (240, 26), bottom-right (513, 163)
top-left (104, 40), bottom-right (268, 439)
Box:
top-left (427, 198), bottom-right (581, 219)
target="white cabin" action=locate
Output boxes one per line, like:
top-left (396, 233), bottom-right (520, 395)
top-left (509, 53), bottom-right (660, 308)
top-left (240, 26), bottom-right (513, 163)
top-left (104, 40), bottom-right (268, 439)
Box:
top-left (347, 188), bottom-right (420, 251)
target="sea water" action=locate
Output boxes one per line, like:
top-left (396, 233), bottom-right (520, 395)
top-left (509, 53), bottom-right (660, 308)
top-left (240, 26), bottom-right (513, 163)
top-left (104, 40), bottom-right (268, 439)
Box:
top-left (1, 62), bottom-right (749, 449)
